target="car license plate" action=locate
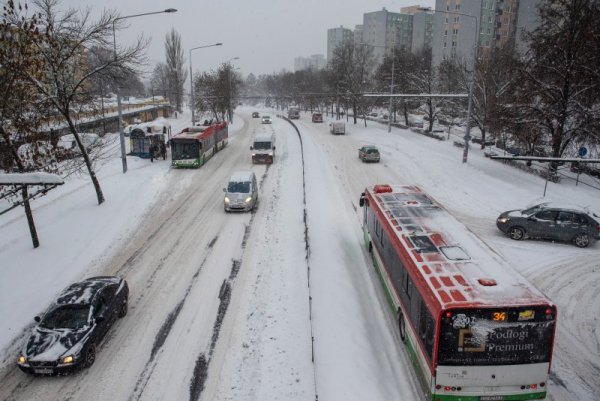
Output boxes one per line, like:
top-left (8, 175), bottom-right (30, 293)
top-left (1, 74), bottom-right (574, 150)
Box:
top-left (34, 368), bottom-right (53, 374)
top-left (480, 397), bottom-right (503, 401)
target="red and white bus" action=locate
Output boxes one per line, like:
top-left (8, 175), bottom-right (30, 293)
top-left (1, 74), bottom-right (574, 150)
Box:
top-left (359, 184), bottom-right (557, 401)
top-left (171, 121), bottom-right (228, 168)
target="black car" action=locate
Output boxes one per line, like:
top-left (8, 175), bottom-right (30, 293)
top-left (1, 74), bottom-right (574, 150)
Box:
top-left (496, 203), bottom-right (600, 248)
top-left (17, 276), bottom-right (129, 375)
top-left (252, 112), bottom-right (260, 118)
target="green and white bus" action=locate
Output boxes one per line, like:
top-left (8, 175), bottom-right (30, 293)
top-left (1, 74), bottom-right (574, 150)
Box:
top-left (171, 121), bottom-right (228, 168)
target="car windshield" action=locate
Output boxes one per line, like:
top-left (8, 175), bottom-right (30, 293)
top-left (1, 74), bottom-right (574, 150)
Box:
top-left (40, 304), bottom-right (90, 330)
top-left (367, 148), bottom-right (379, 154)
top-left (262, 116), bottom-right (270, 119)
top-left (522, 204), bottom-right (545, 216)
top-left (228, 181), bottom-right (250, 193)
top-left (253, 141), bottom-right (272, 150)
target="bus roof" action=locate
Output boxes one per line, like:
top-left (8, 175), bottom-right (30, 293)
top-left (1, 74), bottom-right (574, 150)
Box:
top-left (365, 184), bottom-right (552, 310)
top-left (172, 122), bottom-right (227, 141)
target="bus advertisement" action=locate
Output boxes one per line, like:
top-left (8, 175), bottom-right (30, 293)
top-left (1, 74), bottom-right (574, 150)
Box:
top-left (359, 184), bottom-right (557, 401)
top-left (170, 121), bottom-right (228, 168)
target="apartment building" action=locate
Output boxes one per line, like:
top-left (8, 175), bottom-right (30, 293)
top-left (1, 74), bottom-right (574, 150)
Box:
top-left (431, 0), bottom-right (544, 65)
top-left (327, 26), bottom-right (354, 61)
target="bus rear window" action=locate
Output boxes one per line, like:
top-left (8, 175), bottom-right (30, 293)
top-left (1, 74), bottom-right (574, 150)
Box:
top-left (437, 307), bottom-right (555, 366)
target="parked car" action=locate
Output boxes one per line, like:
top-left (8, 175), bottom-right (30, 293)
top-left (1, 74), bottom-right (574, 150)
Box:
top-left (312, 113), bottom-right (323, 123)
top-left (252, 112), bottom-right (260, 118)
top-left (496, 202), bottom-right (600, 248)
top-left (17, 276), bottom-right (129, 375)
top-left (358, 145), bottom-right (380, 163)
top-left (261, 115), bottom-right (272, 124)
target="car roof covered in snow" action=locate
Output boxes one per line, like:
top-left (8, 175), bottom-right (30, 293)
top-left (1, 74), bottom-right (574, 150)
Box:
top-left (55, 276), bottom-right (123, 306)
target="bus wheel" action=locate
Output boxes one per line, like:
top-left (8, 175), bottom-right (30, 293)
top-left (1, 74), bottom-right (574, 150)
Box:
top-left (398, 311), bottom-right (406, 343)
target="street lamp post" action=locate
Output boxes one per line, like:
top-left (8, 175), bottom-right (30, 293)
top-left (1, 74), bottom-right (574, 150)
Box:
top-left (419, 7), bottom-right (478, 163)
top-left (360, 43), bottom-right (395, 133)
top-left (112, 8), bottom-right (177, 173)
top-left (226, 57), bottom-right (239, 123)
top-left (189, 43), bottom-right (223, 125)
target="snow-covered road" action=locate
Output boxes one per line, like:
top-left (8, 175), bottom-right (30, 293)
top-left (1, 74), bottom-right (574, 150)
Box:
top-left (0, 108), bottom-right (598, 400)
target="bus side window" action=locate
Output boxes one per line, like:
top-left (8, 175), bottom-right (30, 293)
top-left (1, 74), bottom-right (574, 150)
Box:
top-left (418, 301), bottom-right (435, 360)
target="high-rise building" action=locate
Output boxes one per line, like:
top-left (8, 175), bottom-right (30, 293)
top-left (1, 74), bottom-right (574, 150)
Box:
top-left (431, 0), bottom-right (482, 66)
top-left (362, 7), bottom-right (415, 64)
top-left (327, 26), bottom-right (354, 61)
top-left (431, 0), bottom-right (544, 66)
top-left (353, 24), bottom-right (364, 49)
top-left (411, 11), bottom-right (433, 53)
top-left (515, 0), bottom-right (543, 54)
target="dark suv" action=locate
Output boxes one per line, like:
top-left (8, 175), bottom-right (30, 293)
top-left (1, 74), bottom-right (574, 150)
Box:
top-left (496, 203), bottom-right (600, 248)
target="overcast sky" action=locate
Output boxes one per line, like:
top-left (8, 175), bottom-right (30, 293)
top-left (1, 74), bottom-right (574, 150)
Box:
top-left (59, 0), bottom-right (434, 79)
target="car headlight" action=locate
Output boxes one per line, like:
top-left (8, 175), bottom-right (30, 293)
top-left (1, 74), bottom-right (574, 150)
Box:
top-left (497, 217), bottom-right (509, 223)
top-left (62, 355), bottom-right (74, 364)
top-left (17, 355), bottom-right (27, 365)
top-left (268, 152), bottom-right (273, 156)
top-left (245, 197), bottom-right (252, 203)
top-left (224, 197), bottom-right (230, 203)
top-left (252, 153), bottom-right (256, 157)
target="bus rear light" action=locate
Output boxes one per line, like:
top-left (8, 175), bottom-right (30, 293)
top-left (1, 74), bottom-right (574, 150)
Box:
top-left (457, 387), bottom-right (462, 391)
top-left (435, 385), bottom-right (441, 390)
top-left (540, 382), bottom-right (546, 387)
top-left (444, 311), bottom-right (452, 319)
top-left (531, 384), bottom-right (537, 389)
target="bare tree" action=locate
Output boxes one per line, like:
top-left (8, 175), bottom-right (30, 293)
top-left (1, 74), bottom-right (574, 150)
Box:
top-left (25, 0), bottom-right (148, 205)
top-left (328, 40), bottom-right (374, 125)
top-left (150, 62), bottom-right (170, 99)
top-left (0, 0), bottom-right (61, 248)
top-left (511, 0), bottom-right (600, 158)
top-left (407, 50), bottom-right (442, 132)
top-left (164, 29), bottom-right (187, 112)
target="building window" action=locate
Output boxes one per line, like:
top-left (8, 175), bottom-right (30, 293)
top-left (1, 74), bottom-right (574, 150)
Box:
top-left (443, 42), bottom-right (447, 48)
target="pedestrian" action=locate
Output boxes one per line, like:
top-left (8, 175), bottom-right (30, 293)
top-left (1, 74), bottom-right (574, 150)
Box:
top-left (149, 143), bottom-right (155, 162)
top-left (160, 141), bottom-right (166, 160)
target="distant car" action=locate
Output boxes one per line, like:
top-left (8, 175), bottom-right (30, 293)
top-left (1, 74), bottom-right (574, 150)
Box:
top-left (496, 203), bottom-right (600, 248)
top-left (358, 145), bottom-right (380, 163)
top-left (261, 115), bottom-right (272, 124)
top-left (312, 113), bottom-right (323, 123)
top-left (17, 276), bottom-right (129, 375)
top-left (252, 112), bottom-right (260, 118)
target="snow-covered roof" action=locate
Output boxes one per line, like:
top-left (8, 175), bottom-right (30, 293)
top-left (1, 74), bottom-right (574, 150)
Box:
top-left (367, 185), bottom-right (551, 310)
top-left (0, 172), bottom-right (64, 185)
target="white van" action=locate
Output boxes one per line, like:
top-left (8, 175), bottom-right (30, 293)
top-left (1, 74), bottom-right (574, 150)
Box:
top-left (250, 133), bottom-right (276, 164)
top-left (223, 171), bottom-right (258, 212)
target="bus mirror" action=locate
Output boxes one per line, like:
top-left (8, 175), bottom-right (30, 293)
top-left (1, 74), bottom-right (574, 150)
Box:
top-left (359, 193), bottom-right (365, 207)
top-left (250, 146), bottom-right (253, 150)
top-left (273, 145), bottom-right (276, 150)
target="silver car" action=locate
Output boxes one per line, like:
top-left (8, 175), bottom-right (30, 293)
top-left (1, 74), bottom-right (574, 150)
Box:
top-left (223, 171), bottom-right (258, 212)
top-left (496, 203), bottom-right (600, 248)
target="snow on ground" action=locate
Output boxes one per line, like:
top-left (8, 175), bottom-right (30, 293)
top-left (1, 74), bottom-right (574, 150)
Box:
top-left (0, 106), bottom-right (598, 401)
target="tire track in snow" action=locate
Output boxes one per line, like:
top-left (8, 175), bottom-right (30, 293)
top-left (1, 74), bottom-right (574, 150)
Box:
top-left (129, 236), bottom-right (219, 401)
top-left (187, 169), bottom-right (268, 401)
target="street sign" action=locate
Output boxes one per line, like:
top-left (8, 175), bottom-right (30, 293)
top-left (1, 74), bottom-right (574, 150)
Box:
top-left (579, 147), bottom-right (588, 157)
